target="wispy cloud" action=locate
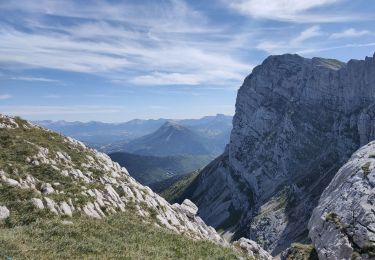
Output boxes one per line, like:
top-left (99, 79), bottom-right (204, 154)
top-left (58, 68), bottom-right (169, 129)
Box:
top-left (257, 26), bottom-right (323, 54)
top-left (223, 0), bottom-right (352, 22)
top-left (330, 28), bottom-right (371, 39)
top-left (292, 26), bottom-right (322, 43)
top-left (0, 105), bottom-right (124, 116)
top-left (0, 94), bottom-right (12, 100)
top-left (9, 76), bottom-right (60, 83)
top-left (42, 94), bottom-right (61, 99)
top-left (130, 72), bottom-right (202, 86)
top-left (0, 0), bottom-right (251, 86)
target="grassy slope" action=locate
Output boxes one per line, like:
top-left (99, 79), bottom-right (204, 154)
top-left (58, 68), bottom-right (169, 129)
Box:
top-left (160, 171), bottom-right (200, 203)
top-left (0, 116), bottom-right (105, 226)
top-left (109, 152), bottom-right (212, 186)
top-left (0, 116), bottom-right (250, 259)
top-left (0, 211), bottom-right (247, 259)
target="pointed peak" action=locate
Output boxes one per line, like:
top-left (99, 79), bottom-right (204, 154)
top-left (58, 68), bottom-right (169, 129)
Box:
top-left (162, 120), bottom-right (182, 129)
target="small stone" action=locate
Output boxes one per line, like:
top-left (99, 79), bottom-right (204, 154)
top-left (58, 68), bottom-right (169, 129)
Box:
top-left (32, 160), bottom-right (40, 166)
top-left (4, 178), bottom-right (21, 187)
top-left (41, 183), bottom-right (54, 194)
top-left (31, 198), bottom-right (44, 209)
top-left (59, 202), bottom-right (73, 217)
top-left (0, 206), bottom-right (10, 220)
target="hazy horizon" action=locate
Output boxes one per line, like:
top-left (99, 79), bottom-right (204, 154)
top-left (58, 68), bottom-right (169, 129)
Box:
top-left (33, 113), bottom-right (233, 124)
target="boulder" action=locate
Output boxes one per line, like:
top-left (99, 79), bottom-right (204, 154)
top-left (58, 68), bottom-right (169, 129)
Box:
top-left (180, 199), bottom-right (198, 218)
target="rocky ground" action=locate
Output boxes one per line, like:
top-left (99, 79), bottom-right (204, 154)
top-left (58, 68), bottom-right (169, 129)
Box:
top-left (0, 114), bottom-right (271, 259)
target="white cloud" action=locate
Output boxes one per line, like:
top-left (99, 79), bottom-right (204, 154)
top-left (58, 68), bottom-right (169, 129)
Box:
top-left (130, 72), bottom-right (202, 86)
top-left (330, 28), bottom-right (371, 39)
top-left (0, 1), bottom-right (251, 86)
top-left (224, 0), bottom-right (350, 22)
top-left (0, 105), bottom-right (123, 116)
top-left (9, 76), bottom-right (60, 83)
top-left (257, 26), bottom-right (323, 54)
top-left (0, 94), bottom-right (12, 100)
top-left (292, 26), bottom-right (322, 43)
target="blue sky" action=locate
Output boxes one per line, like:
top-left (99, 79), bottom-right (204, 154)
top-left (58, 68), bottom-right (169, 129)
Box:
top-left (0, 0), bottom-right (375, 122)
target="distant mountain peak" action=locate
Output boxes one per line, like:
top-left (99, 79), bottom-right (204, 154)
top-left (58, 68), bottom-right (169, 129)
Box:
top-left (161, 120), bottom-right (185, 131)
top-left (125, 120), bottom-right (211, 157)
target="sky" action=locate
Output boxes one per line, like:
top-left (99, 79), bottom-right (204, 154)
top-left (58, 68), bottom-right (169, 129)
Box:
top-left (0, 0), bottom-right (375, 122)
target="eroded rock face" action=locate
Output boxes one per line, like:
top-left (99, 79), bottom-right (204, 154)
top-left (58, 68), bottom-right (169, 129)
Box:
top-left (182, 53), bottom-right (375, 254)
top-left (309, 141), bottom-right (375, 260)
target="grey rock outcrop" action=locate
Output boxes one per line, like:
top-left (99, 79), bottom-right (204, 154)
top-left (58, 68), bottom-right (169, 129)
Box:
top-left (309, 141), bottom-right (375, 260)
top-left (180, 52), bottom-right (375, 254)
top-left (233, 238), bottom-right (273, 260)
top-left (178, 199), bottom-right (198, 218)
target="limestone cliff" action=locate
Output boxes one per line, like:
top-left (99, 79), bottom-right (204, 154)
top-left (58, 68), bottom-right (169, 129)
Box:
top-left (180, 53), bottom-right (375, 255)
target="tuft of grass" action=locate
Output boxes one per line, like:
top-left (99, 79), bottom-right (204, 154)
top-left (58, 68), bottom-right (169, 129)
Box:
top-left (284, 243), bottom-right (318, 260)
top-left (362, 162), bottom-right (371, 177)
top-left (361, 242), bottom-right (375, 257)
top-left (325, 212), bottom-right (342, 229)
top-left (0, 211), bottom-right (250, 259)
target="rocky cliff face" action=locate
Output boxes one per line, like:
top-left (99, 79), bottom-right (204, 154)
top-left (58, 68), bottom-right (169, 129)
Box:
top-left (182, 53), bottom-right (375, 254)
top-left (0, 114), bottom-right (271, 259)
top-left (309, 141), bottom-right (375, 260)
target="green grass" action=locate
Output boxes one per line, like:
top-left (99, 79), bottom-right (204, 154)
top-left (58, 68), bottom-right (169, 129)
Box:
top-left (325, 212), bottom-right (342, 229)
top-left (361, 242), bottom-right (375, 257)
top-left (0, 118), bottom-right (98, 182)
top-left (0, 211), bottom-right (249, 259)
top-left (160, 171), bottom-right (200, 203)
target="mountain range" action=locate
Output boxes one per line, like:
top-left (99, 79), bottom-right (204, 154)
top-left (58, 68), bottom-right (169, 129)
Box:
top-left (38, 116), bottom-right (231, 188)
top-left (36, 114), bottom-right (232, 155)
